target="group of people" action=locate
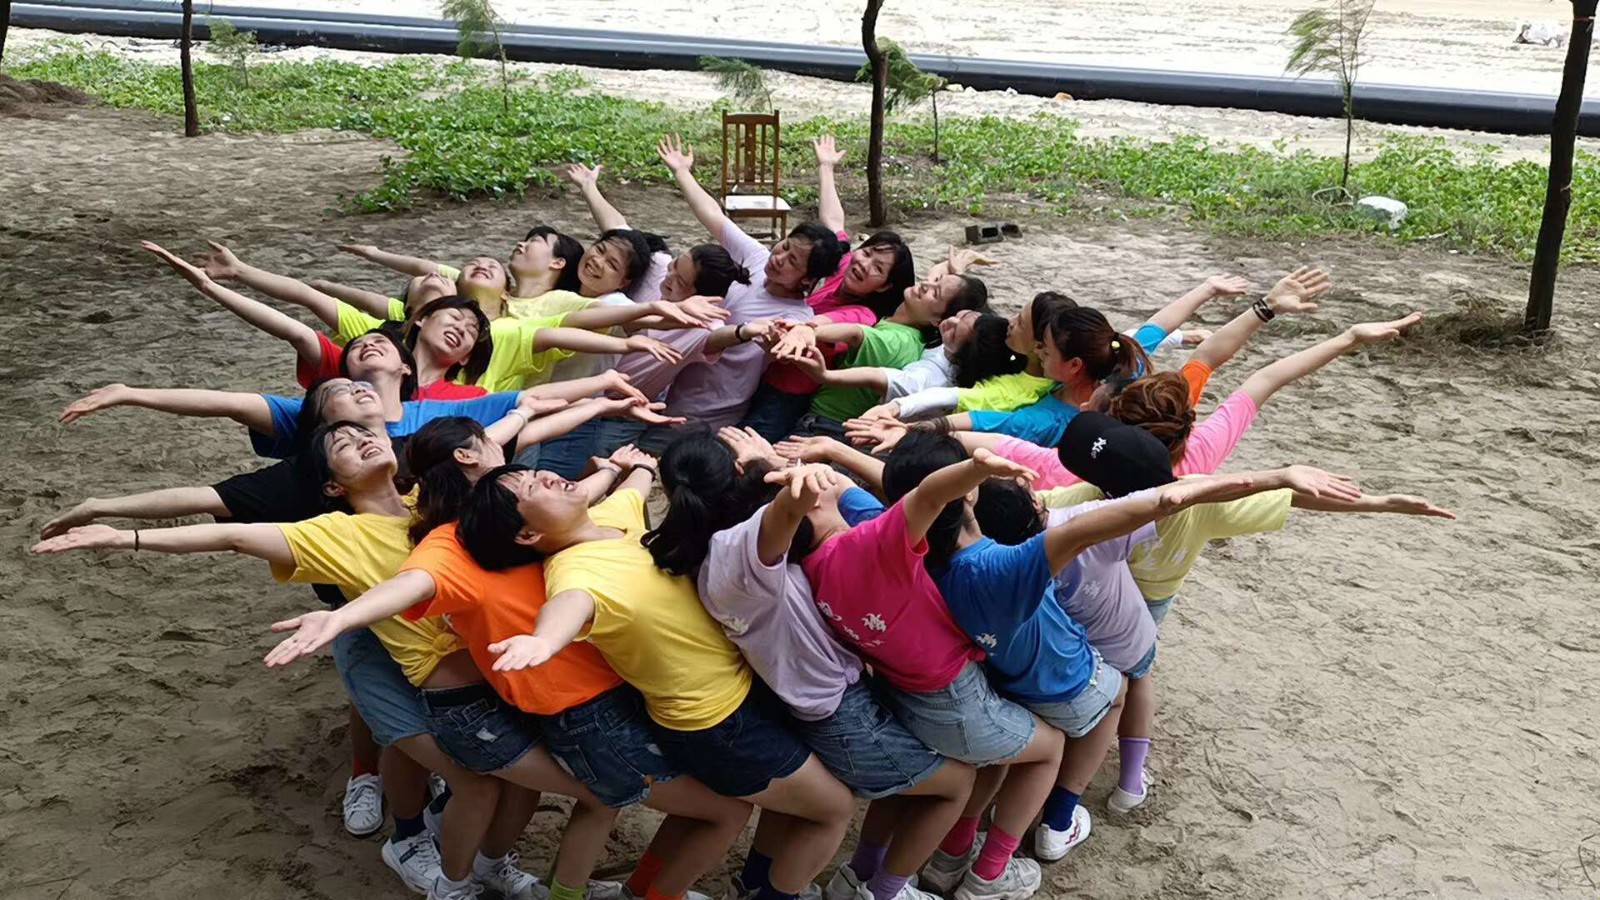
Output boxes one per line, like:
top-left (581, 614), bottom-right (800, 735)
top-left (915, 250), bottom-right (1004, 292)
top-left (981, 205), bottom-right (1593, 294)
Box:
top-left (34, 133), bottom-right (1455, 900)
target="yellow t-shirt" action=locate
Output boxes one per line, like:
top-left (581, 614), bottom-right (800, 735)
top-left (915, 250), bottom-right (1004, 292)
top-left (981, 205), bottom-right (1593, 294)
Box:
top-left (957, 372), bottom-right (1056, 413)
top-left (438, 263), bottom-right (461, 282)
top-left (544, 490), bottom-right (754, 731)
top-left (334, 300), bottom-right (403, 345)
top-left (1126, 488), bottom-right (1293, 599)
top-left (272, 504), bottom-right (462, 685)
top-left (505, 289), bottom-right (595, 321)
top-left (474, 313), bottom-right (574, 392)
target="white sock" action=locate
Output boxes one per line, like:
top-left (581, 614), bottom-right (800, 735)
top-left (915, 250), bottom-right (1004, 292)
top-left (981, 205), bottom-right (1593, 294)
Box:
top-left (436, 872), bottom-right (473, 892)
top-left (473, 853), bottom-right (507, 879)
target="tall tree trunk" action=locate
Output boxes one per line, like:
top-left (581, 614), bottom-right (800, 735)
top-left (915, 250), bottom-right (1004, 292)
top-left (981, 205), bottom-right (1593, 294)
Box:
top-left (1340, 89), bottom-right (1354, 190)
top-left (1526, 0), bottom-right (1597, 332)
top-left (862, 0), bottom-right (887, 227)
top-left (931, 89), bottom-right (941, 165)
top-left (180, 0), bottom-right (199, 137)
top-left (1, 0), bottom-right (13, 68)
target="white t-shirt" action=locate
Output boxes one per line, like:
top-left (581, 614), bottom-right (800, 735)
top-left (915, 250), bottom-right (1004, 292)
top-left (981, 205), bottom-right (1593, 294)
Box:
top-left (885, 347), bottom-right (955, 401)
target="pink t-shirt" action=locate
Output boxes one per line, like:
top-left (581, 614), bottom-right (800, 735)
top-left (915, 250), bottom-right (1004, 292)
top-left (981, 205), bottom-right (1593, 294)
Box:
top-left (763, 232), bottom-right (878, 395)
top-left (995, 390), bottom-right (1261, 489)
top-left (801, 500), bottom-right (984, 693)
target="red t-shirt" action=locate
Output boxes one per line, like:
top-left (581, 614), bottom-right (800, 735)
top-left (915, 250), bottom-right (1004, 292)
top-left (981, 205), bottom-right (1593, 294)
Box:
top-left (296, 332), bottom-right (487, 400)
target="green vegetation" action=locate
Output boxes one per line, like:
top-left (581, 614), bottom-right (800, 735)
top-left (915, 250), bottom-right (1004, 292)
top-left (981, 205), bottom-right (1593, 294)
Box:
top-left (203, 20), bottom-right (259, 88)
top-left (698, 56), bottom-right (773, 111)
top-left (440, 0), bottom-right (513, 112)
top-left (857, 39), bottom-right (946, 162)
top-left (12, 48), bottom-right (1598, 262)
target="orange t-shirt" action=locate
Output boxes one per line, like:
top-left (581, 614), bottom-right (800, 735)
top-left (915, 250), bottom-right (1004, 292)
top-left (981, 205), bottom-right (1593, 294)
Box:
top-left (1180, 359), bottom-right (1213, 407)
top-left (399, 523), bottom-right (624, 715)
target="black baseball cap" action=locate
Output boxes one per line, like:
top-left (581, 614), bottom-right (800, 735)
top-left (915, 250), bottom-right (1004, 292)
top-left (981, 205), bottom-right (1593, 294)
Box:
top-left (1056, 411), bottom-right (1176, 498)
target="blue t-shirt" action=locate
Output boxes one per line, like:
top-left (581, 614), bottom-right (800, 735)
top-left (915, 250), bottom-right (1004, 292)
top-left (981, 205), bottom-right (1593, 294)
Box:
top-left (251, 392), bottom-right (522, 458)
top-left (935, 534), bottom-right (1097, 704)
top-left (964, 323), bottom-right (1169, 445)
top-left (840, 487), bottom-right (886, 527)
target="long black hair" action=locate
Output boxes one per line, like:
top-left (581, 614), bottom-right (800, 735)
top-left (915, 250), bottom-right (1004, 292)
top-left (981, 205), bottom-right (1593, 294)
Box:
top-left (687, 243), bottom-right (753, 297)
top-left (596, 228), bottom-right (653, 289)
top-left (973, 478), bottom-right (1044, 546)
top-left (881, 432), bottom-right (971, 571)
top-left (852, 232), bottom-right (918, 319)
top-left (643, 432), bottom-right (777, 576)
top-left (787, 222), bottom-right (848, 291)
top-left (302, 420), bottom-right (382, 513)
top-left (950, 313), bottom-right (1027, 388)
top-left (403, 295), bottom-right (494, 386)
top-left (404, 417), bottom-right (487, 545)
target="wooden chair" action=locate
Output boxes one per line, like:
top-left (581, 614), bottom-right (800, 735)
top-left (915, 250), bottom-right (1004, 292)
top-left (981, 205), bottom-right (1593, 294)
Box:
top-left (720, 111), bottom-right (789, 240)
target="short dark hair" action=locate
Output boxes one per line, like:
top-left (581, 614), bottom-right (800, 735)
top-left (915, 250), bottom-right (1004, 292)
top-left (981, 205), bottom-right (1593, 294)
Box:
top-left (596, 228), bottom-right (653, 288)
top-left (404, 295), bottom-right (494, 386)
top-left (786, 222), bottom-right (848, 288)
top-left (854, 231), bottom-right (919, 319)
top-left (974, 478), bottom-right (1044, 545)
top-left (338, 328), bottom-right (420, 402)
top-left (525, 225), bottom-right (584, 293)
top-left (303, 420), bottom-right (378, 510)
top-left (458, 464), bottom-right (544, 571)
top-left (881, 433), bottom-right (970, 570)
top-left (404, 416), bottom-right (487, 544)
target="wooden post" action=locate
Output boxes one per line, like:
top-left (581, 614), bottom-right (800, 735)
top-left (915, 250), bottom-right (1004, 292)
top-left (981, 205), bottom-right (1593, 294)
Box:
top-left (862, 0), bottom-right (887, 227)
top-left (180, 0), bottom-right (199, 137)
top-left (1525, 0), bottom-right (1597, 332)
top-left (1, 0), bottom-right (13, 68)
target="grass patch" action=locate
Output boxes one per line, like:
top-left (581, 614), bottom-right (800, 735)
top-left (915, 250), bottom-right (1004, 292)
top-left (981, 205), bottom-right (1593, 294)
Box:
top-left (11, 48), bottom-right (1597, 263)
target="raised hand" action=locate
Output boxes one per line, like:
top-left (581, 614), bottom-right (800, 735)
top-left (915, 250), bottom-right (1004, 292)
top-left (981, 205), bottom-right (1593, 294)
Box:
top-left (1347, 311), bottom-right (1423, 345)
top-left (600, 371), bottom-right (649, 405)
top-left (739, 319), bottom-right (780, 348)
top-left (764, 462), bottom-right (840, 502)
top-left (717, 426), bottom-right (779, 473)
top-left (789, 345), bottom-right (829, 382)
top-left (857, 401), bottom-right (903, 423)
top-left (609, 443), bottom-right (658, 471)
top-left (656, 134), bottom-right (695, 173)
top-left (659, 296), bottom-right (730, 328)
top-left (845, 417), bottom-right (907, 453)
top-left (774, 434), bottom-right (841, 464)
top-left (488, 634), bottom-right (558, 671)
top-left (142, 241), bottom-right (212, 289)
top-left (198, 239), bottom-right (245, 282)
top-left (947, 246), bottom-right (998, 273)
top-left (1281, 465), bottom-right (1362, 501)
top-left (60, 384), bottom-right (131, 425)
top-left (336, 243), bottom-right (379, 258)
top-left (771, 324), bottom-right (818, 361)
top-left (1265, 266), bottom-right (1332, 315)
top-left (563, 162), bottom-right (602, 188)
top-left (971, 448), bottom-right (1038, 484)
top-left (263, 610), bottom-right (342, 667)
top-left (31, 524), bottom-right (126, 554)
top-left (624, 335), bottom-right (685, 365)
top-left (1379, 494), bottom-right (1457, 519)
top-left (813, 134), bottom-right (846, 167)
top-left (623, 401), bottom-right (685, 426)
top-left (1180, 328), bottom-right (1214, 347)
top-left (1205, 274), bottom-right (1252, 297)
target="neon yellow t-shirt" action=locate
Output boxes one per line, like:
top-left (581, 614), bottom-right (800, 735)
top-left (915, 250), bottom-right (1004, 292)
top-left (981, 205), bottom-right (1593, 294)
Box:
top-left (505, 289), bottom-right (596, 321)
top-left (544, 490), bottom-right (754, 731)
top-left (1126, 488), bottom-right (1292, 599)
top-left (334, 299), bottom-right (406, 345)
top-left (474, 314), bottom-right (574, 392)
top-left (272, 503), bottom-right (462, 686)
top-left (438, 263), bottom-right (461, 282)
top-left (956, 372), bottom-right (1056, 413)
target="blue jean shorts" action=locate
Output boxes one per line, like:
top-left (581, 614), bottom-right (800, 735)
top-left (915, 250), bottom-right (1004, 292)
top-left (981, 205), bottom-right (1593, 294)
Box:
top-left (421, 683), bottom-right (542, 774)
top-left (739, 382), bottom-right (815, 445)
top-left (652, 683), bottom-right (811, 799)
top-left (514, 419), bottom-right (602, 481)
top-left (593, 418), bottom-right (648, 457)
top-left (1124, 642), bottom-right (1158, 680)
top-left (797, 679), bottom-right (943, 800)
top-left (1025, 654), bottom-right (1125, 739)
top-left (535, 686), bottom-right (679, 808)
top-left (1146, 596), bottom-right (1174, 628)
top-left (881, 662), bottom-right (1037, 767)
top-left (333, 627), bottom-right (429, 747)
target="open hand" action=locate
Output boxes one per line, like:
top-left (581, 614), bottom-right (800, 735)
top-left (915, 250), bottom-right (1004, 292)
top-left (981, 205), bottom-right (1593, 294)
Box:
top-left (813, 134), bottom-right (846, 167)
top-left (1281, 464), bottom-right (1361, 501)
top-left (1380, 494), bottom-right (1457, 519)
top-left (336, 243), bottom-right (379, 258)
top-left (656, 134), bottom-right (694, 173)
top-left (659, 296), bottom-right (729, 328)
top-left (971, 448), bottom-right (1038, 484)
top-left (141, 241), bottom-right (212, 290)
top-left (845, 418), bottom-right (907, 453)
top-left (31, 523), bottom-right (126, 554)
top-left (774, 434), bottom-right (841, 464)
top-left (563, 162), bottom-right (601, 188)
top-left (623, 401), bottom-right (684, 426)
top-left (263, 610), bottom-right (343, 667)
top-left (600, 371), bottom-right (649, 405)
top-left (1265, 266), bottom-right (1332, 315)
top-left (487, 634), bottom-right (558, 671)
top-left (625, 335), bottom-right (684, 365)
top-left (198, 239), bottom-right (244, 281)
top-left (1347, 312), bottom-right (1422, 345)
top-left (60, 384), bottom-right (131, 425)
top-left (764, 462), bottom-right (840, 502)
top-left (41, 500), bottom-right (99, 540)
top-left (1205, 274), bottom-right (1252, 298)
top-left (717, 426), bottom-right (780, 473)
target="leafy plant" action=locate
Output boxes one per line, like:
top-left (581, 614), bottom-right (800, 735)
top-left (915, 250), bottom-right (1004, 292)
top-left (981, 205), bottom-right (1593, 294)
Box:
top-left (698, 55), bottom-right (773, 111)
top-left (1285, 0), bottom-right (1375, 193)
top-left (857, 38), bottom-right (947, 162)
top-left (205, 19), bottom-right (258, 88)
top-left (440, 0), bottom-right (512, 112)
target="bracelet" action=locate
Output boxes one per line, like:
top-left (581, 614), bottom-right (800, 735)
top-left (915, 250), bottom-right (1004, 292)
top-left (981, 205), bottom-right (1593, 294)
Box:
top-left (1252, 298), bottom-right (1276, 322)
top-left (735, 323), bottom-right (748, 343)
top-left (629, 463), bottom-right (659, 480)
top-left (595, 463), bottom-right (623, 478)
top-left (133, 529), bottom-right (141, 551)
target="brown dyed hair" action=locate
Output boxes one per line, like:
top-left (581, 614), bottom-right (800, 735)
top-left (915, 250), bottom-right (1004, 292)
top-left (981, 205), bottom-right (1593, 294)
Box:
top-left (1108, 372), bottom-right (1195, 465)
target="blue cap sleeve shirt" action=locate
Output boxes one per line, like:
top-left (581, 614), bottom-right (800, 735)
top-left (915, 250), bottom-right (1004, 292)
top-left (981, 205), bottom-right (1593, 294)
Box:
top-left (250, 392), bottom-right (521, 458)
top-left (934, 533), bottom-right (1098, 704)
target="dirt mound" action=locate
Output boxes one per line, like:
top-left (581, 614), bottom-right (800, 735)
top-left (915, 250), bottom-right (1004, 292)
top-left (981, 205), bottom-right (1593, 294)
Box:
top-left (0, 74), bottom-right (96, 117)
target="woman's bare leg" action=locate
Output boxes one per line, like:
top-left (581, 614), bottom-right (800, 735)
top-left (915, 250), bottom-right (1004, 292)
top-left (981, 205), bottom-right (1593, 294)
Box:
top-left (495, 748), bottom-right (621, 887)
top-left (1055, 681), bottom-right (1127, 795)
top-left (879, 760), bottom-right (975, 877)
top-left (382, 744), bottom-right (429, 822)
top-left (990, 722), bottom-right (1064, 839)
top-left (643, 777), bottom-right (755, 894)
top-left (740, 756), bottom-right (854, 893)
top-left (396, 734), bottom-right (502, 881)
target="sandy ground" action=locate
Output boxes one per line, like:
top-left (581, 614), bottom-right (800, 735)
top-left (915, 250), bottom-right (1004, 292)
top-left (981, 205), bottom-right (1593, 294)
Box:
top-left (3, 102), bottom-right (1600, 900)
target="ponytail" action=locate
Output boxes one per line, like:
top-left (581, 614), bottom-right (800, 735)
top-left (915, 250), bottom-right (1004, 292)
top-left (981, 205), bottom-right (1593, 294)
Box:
top-left (1047, 306), bottom-right (1151, 384)
top-left (688, 243), bottom-right (753, 297)
top-left (1107, 372), bottom-right (1196, 466)
top-left (643, 432), bottom-right (777, 576)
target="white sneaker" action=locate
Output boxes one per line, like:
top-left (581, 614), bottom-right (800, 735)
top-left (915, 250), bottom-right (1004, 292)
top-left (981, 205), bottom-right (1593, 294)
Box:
top-left (587, 881), bottom-right (628, 900)
top-left (1033, 805), bottom-right (1092, 862)
top-left (383, 832), bottom-right (445, 895)
top-left (826, 866), bottom-right (864, 900)
top-left (343, 773), bottom-right (384, 837)
top-left (429, 772), bottom-right (449, 799)
top-left (952, 858), bottom-right (1041, 900)
top-left (727, 878), bottom-right (819, 900)
top-left (430, 877), bottom-right (484, 900)
top-left (919, 832), bottom-right (985, 895)
top-left (477, 851), bottom-right (548, 900)
top-left (1107, 770), bottom-right (1152, 814)
top-left (851, 881), bottom-right (939, 900)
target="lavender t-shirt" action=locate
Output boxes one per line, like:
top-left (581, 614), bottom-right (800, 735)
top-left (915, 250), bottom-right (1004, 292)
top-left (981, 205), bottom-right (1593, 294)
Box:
top-left (663, 222), bottom-right (812, 428)
top-left (699, 507), bottom-right (864, 720)
top-left (1047, 493), bottom-right (1161, 673)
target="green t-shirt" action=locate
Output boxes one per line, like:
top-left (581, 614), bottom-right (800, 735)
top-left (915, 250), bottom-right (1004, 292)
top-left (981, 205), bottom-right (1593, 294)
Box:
top-left (956, 372), bottom-right (1056, 413)
top-left (473, 314), bottom-right (574, 392)
top-left (811, 321), bottom-right (925, 422)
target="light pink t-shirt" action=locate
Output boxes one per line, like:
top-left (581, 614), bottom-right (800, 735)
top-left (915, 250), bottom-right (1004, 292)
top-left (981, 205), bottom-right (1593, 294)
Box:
top-left (616, 328), bottom-right (720, 401)
top-left (626, 250), bottom-right (674, 304)
top-left (994, 390), bottom-right (1261, 489)
top-left (800, 500), bottom-right (984, 693)
top-left (1046, 496), bottom-right (1160, 673)
top-left (662, 222), bottom-right (812, 428)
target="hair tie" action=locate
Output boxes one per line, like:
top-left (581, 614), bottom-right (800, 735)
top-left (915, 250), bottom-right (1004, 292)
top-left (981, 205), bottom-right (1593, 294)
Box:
top-left (1110, 339), bottom-right (1121, 350)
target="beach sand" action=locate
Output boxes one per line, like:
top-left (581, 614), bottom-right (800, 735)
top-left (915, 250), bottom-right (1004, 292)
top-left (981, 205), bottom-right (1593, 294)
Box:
top-left (1, 98), bottom-right (1598, 899)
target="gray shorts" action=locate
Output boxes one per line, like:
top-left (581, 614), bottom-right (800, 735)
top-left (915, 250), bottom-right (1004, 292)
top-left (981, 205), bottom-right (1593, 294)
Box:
top-left (1024, 654), bottom-right (1124, 739)
top-left (881, 661), bottom-right (1037, 766)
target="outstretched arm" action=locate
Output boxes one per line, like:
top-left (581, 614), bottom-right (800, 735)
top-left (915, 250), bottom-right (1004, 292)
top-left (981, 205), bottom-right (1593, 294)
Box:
top-left (337, 243), bottom-right (444, 278)
top-left (1290, 491), bottom-right (1455, 518)
top-left (564, 163), bottom-right (630, 231)
top-left (813, 136), bottom-right (847, 233)
top-left (657, 134), bottom-right (732, 239)
top-left (264, 569), bottom-right (438, 667)
top-left (487, 589), bottom-right (598, 671)
top-left (903, 449), bottom-right (1037, 543)
top-left (198, 240), bottom-right (351, 329)
top-left (774, 435), bottom-right (887, 493)
top-left (146, 242), bottom-right (323, 367)
top-left (60, 384), bottom-right (275, 434)
top-left (787, 346), bottom-right (891, 394)
top-left (520, 371), bottom-right (649, 406)
top-left (1191, 267), bottom-right (1331, 371)
top-left (758, 464), bottom-right (843, 564)
top-left (1240, 312), bottom-right (1422, 408)
top-left (558, 297), bottom-right (728, 334)
top-left (307, 279), bottom-right (395, 320)
top-left (41, 486), bottom-right (231, 539)
top-left (31, 521), bottom-right (294, 566)
top-left (1144, 274), bottom-right (1251, 334)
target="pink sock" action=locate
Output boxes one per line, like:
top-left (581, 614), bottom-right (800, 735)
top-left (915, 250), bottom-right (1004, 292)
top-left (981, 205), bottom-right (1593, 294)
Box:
top-left (971, 827), bottom-right (1021, 881)
top-left (938, 815), bottom-right (981, 856)
top-left (1119, 737), bottom-right (1152, 794)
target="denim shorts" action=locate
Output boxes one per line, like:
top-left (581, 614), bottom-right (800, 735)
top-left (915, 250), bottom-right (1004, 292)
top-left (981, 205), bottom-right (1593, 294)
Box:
top-left (515, 419), bottom-right (602, 480)
top-left (652, 683), bottom-right (811, 799)
top-left (535, 686), bottom-right (679, 808)
top-left (593, 418), bottom-right (648, 457)
top-left (739, 382), bottom-right (815, 445)
top-left (792, 412), bottom-right (849, 442)
top-left (421, 683), bottom-right (542, 774)
top-left (797, 679), bottom-right (943, 800)
top-left (1124, 642), bottom-right (1158, 680)
top-left (333, 627), bottom-right (429, 747)
top-left (1146, 596), bottom-right (1174, 628)
top-left (881, 662), bottom-right (1037, 767)
top-left (1025, 654), bottom-right (1125, 739)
